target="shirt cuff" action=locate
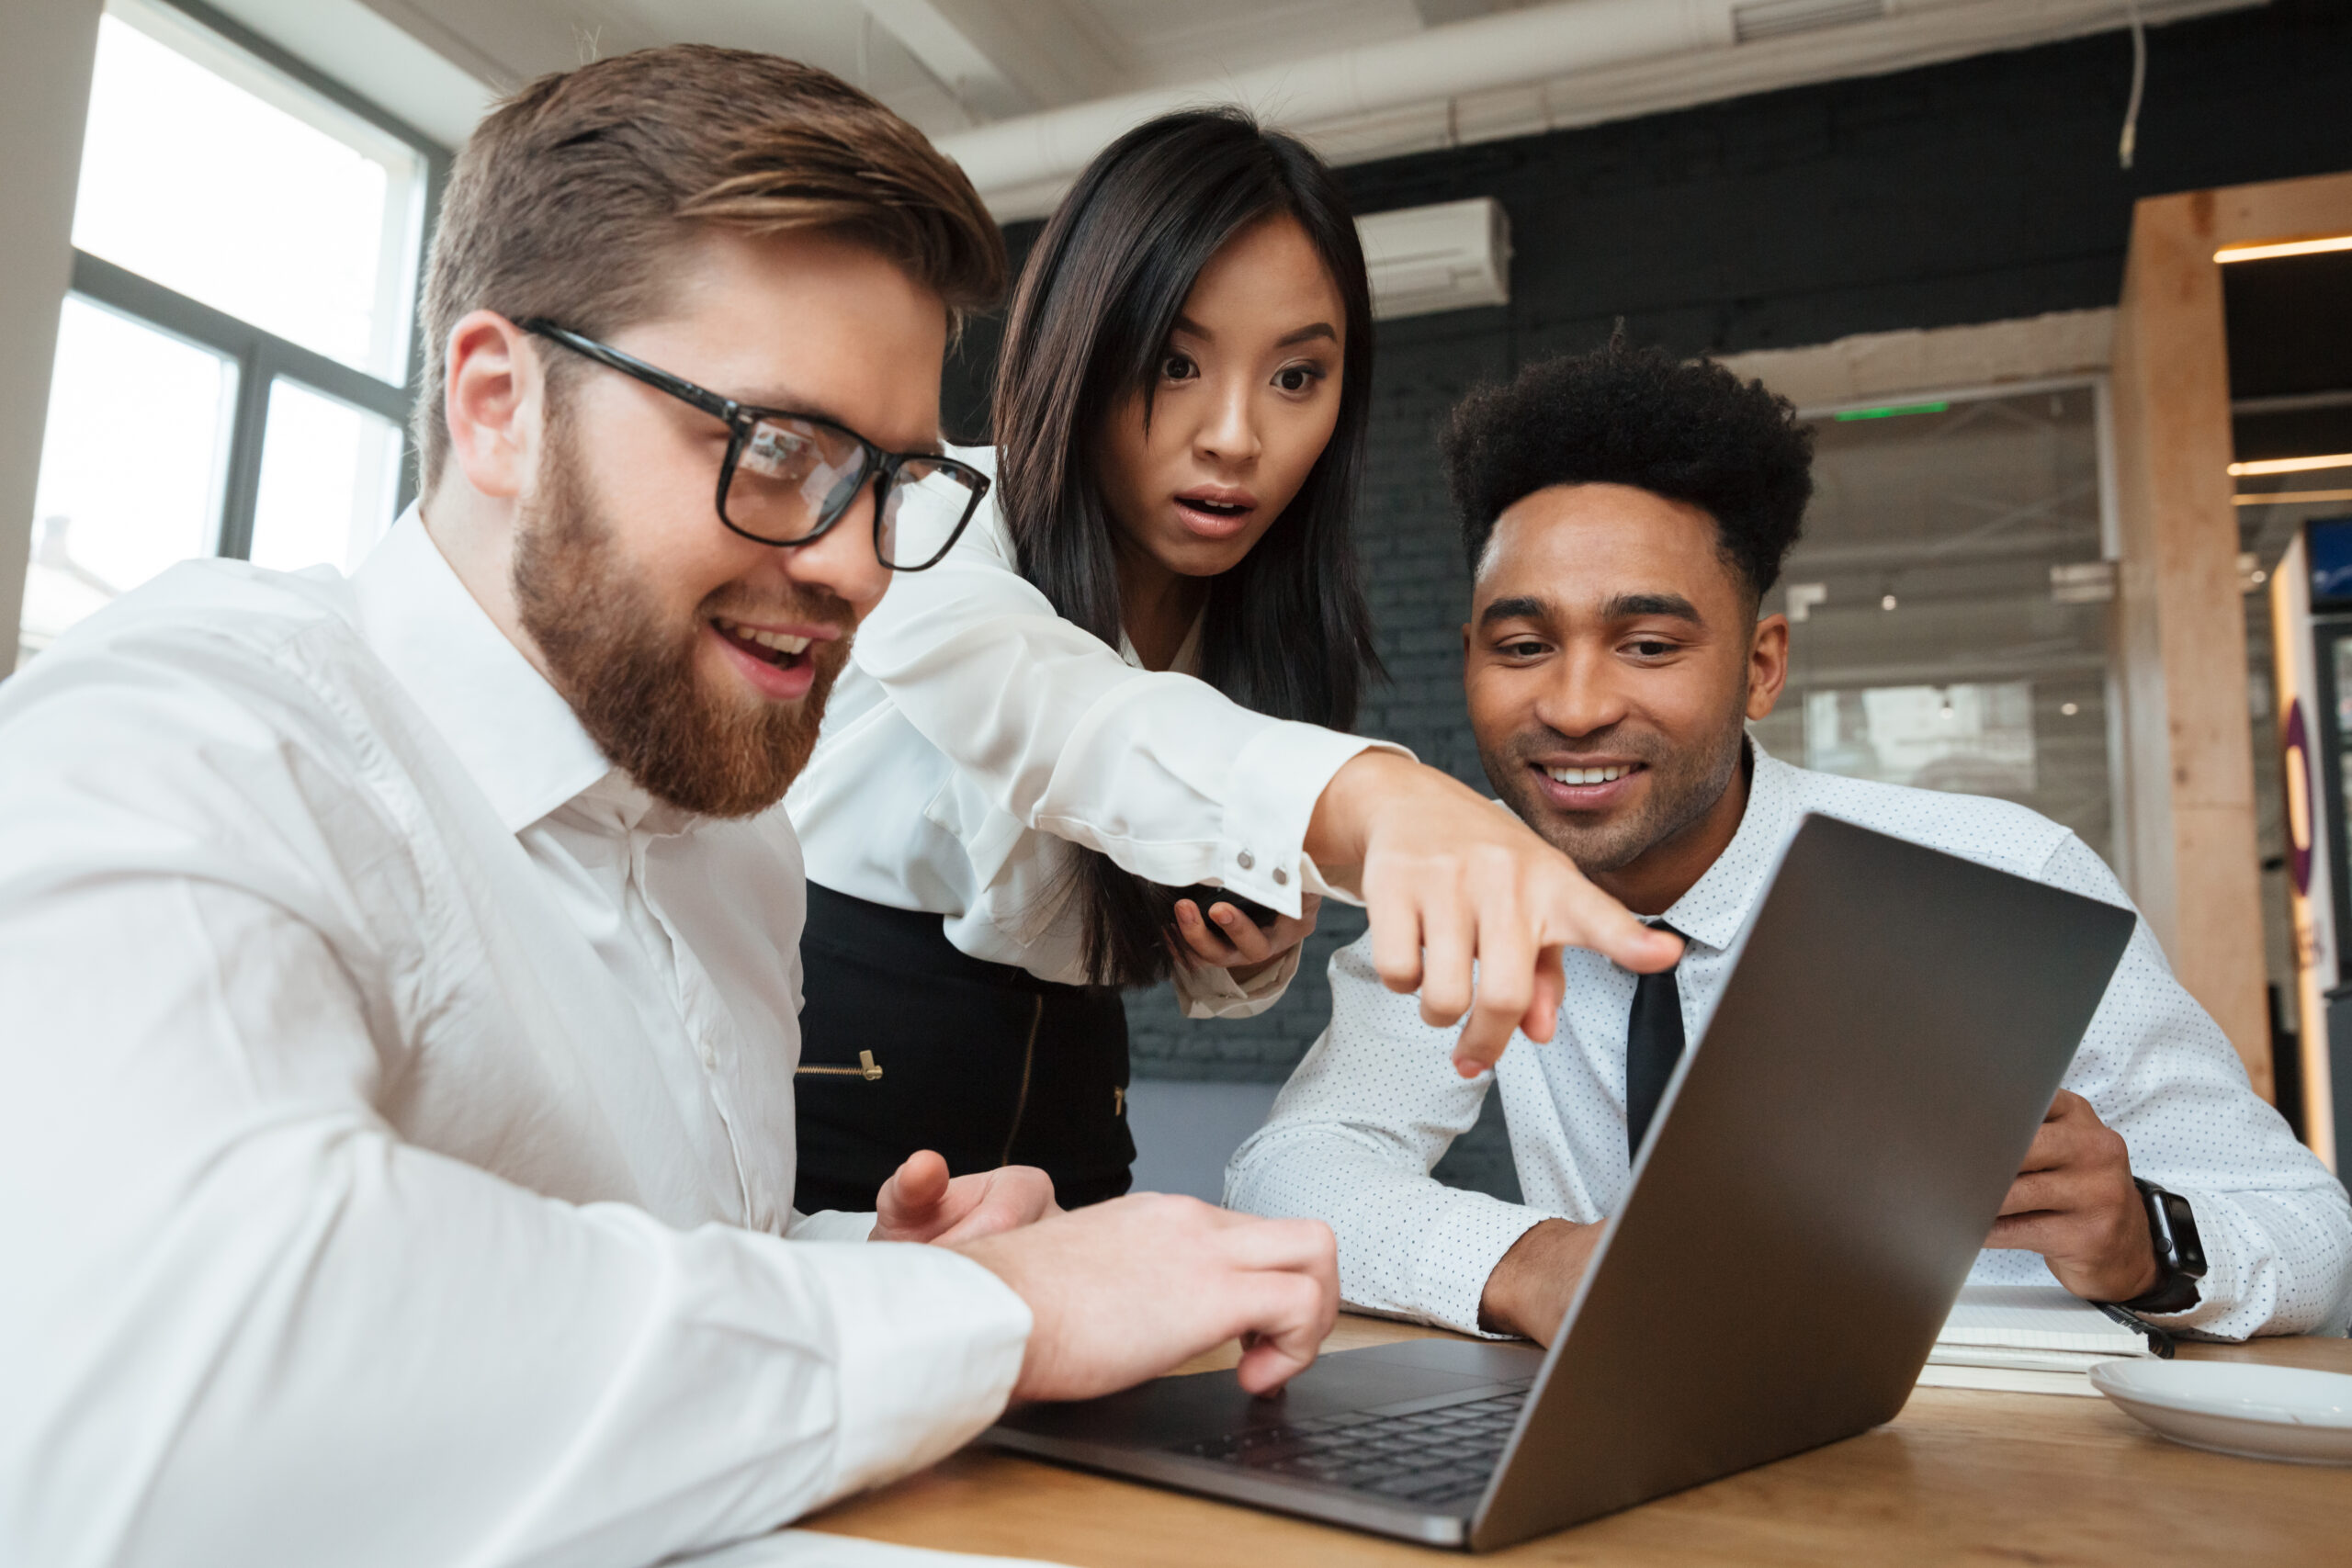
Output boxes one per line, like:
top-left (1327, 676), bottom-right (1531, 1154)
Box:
top-left (2132, 1189), bottom-right (2261, 1339)
top-left (797, 1241), bottom-right (1032, 1503)
top-left (1172, 944), bottom-right (1302, 1019)
top-left (786, 1209), bottom-right (879, 1243)
top-left (1216, 726), bottom-right (1412, 917)
top-left (1396, 1192), bottom-right (1553, 1339)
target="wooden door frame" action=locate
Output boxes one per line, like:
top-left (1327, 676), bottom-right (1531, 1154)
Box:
top-left (2109, 169), bottom-right (2352, 1099)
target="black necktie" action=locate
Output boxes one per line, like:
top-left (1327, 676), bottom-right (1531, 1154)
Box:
top-left (1625, 923), bottom-right (1685, 1159)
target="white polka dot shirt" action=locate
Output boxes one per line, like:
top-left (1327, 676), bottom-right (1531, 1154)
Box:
top-left (1227, 744), bottom-right (2352, 1342)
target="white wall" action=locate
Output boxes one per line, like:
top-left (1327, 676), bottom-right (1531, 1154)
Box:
top-left (1125, 1080), bottom-right (1282, 1205)
top-left (0, 0), bottom-right (104, 678)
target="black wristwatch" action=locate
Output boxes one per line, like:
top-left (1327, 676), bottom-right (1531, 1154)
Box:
top-left (2117, 1178), bottom-right (2206, 1315)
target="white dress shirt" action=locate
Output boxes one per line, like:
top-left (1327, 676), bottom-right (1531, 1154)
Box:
top-left (786, 447), bottom-right (1402, 1015)
top-left (1228, 744), bottom-right (2352, 1342)
top-left (0, 510), bottom-right (1035, 1568)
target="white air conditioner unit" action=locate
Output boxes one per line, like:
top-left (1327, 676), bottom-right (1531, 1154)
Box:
top-left (1357, 197), bottom-right (1511, 322)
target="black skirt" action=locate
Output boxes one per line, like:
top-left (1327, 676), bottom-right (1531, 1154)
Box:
top-left (793, 882), bottom-right (1136, 1213)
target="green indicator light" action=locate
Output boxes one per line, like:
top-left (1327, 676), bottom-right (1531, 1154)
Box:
top-left (1833, 400), bottom-right (1951, 422)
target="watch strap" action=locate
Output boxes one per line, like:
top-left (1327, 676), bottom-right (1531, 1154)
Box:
top-left (2120, 1177), bottom-right (2205, 1315)
top-left (2116, 1269), bottom-right (2202, 1314)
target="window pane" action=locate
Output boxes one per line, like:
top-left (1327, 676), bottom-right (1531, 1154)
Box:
top-left (74, 5), bottom-right (424, 378)
top-left (20, 296), bottom-right (237, 665)
top-left (248, 379), bottom-right (403, 575)
top-left (1754, 385), bottom-right (2117, 864)
top-left (1803, 682), bottom-right (2039, 795)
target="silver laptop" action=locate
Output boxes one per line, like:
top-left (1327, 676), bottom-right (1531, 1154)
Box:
top-left (983, 814), bottom-right (2137, 1550)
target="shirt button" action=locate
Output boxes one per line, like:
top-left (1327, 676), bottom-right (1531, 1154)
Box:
top-left (701, 1045), bottom-right (718, 1070)
top-left (1237, 850), bottom-right (1255, 871)
top-left (1273, 867), bottom-right (1289, 886)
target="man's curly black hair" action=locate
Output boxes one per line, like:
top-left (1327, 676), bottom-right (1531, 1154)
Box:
top-left (1440, 337), bottom-right (1814, 606)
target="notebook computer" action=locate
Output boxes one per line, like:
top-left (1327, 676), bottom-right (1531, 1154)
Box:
top-left (982, 814), bottom-right (2138, 1550)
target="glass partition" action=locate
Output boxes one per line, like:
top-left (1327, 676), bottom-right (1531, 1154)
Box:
top-left (1750, 382), bottom-right (2120, 867)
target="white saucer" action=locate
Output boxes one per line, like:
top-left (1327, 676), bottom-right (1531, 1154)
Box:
top-left (2089, 1359), bottom-right (2352, 1464)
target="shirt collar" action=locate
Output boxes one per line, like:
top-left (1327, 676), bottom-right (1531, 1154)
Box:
top-left (351, 505), bottom-right (615, 834)
top-left (1657, 738), bottom-right (1802, 955)
top-left (1115, 609), bottom-right (1207, 678)
top-left (570, 767), bottom-right (695, 840)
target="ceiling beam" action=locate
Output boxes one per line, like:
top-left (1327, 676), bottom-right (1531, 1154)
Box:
top-left (865, 0), bottom-right (1130, 118)
top-left (860, 0), bottom-right (1037, 121)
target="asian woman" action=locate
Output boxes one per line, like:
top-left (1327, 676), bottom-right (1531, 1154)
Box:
top-left (786, 109), bottom-right (1673, 1213)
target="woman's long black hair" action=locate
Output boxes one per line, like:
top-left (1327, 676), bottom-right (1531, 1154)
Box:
top-left (991, 108), bottom-right (1382, 989)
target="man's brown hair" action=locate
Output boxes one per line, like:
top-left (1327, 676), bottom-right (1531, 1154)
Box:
top-left (414, 44), bottom-right (1004, 490)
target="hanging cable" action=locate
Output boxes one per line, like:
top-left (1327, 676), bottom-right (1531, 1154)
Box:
top-left (2119, 0), bottom-right (2147, 170)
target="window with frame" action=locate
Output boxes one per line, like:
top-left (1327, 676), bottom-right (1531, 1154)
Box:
top-left (18, 0), bottom-right (442, 668)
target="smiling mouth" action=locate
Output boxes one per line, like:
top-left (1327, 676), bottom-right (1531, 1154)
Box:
top-left (712, 615), bottom-right (813, 668)
top-left (1544, 763), bottom-right (1635, 785)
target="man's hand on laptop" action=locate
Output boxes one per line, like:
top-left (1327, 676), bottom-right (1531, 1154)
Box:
top-left (956, 1194), bottom-right (1339, 1401)
top-left (1984, 1090), bottom-right (2161, 1303)
top-left (1477, 1218), bottom-right (1601, 1345)
top-left (871, 1148), bottom-right (1059, 1246)
top-left (1308, 752), bottom-right (1682, 1077)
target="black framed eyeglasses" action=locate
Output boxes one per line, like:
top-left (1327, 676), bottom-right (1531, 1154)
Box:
top-left (520, 319), bottom-right (989, 571)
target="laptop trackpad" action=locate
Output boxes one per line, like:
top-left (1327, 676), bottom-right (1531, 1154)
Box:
top-left (994, 1337), bottom-right (1545, 1450)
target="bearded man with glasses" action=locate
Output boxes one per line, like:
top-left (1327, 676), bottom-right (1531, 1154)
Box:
top-left (497, 316), bottom-right (994, 818)
top-left (0, 47), bottom-right (1337, 1568)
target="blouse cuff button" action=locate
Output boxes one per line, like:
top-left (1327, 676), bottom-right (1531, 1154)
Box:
top-left (1237, 850), bottom-right (1255, 871)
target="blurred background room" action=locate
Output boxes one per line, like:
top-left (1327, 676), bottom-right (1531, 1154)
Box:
top-left (4, 0), bottom-right (2346, 1204)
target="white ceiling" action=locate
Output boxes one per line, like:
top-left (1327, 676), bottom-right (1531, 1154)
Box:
top-left (330, 0), bottom-right (1504, 132)
top-left (202, 0), bottom-right (2259, 216)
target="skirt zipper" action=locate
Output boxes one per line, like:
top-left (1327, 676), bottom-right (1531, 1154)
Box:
top-left (797, 1049), bottom-right (884, 1080)
top-left (998, 995), bottom-right (1045, 1168)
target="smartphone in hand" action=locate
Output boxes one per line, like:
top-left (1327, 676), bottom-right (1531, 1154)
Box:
top-left (1168, 884), bottom-right (1281, 930)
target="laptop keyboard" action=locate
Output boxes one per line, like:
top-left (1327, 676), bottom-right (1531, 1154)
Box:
top-left (1168, 1391), bottom-right (1526, 1507)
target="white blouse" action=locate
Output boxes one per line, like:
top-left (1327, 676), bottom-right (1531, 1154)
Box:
top-left (786, 447), bottom-right (1403, 1017)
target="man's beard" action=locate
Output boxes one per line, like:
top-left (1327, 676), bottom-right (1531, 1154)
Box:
top-left (511, 429), bottom-right (852, 818)
top-left (1479, 705), bottom-right (1746, 875)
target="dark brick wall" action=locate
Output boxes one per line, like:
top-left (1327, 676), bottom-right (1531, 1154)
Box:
top-left (939, 1), bottom-right (2352, 1103)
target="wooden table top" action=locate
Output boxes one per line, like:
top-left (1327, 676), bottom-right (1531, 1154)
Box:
top-left (808, 1314), bottom-right (2352, 1564)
